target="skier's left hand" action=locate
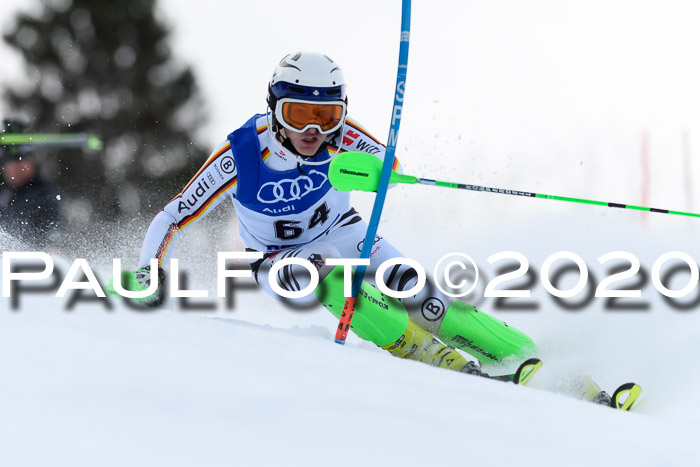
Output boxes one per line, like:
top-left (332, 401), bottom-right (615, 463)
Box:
top-left (105, 265), bottom-right (165, 307)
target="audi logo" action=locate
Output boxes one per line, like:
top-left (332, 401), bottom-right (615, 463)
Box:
top-left (257, 170), bottom-right (328, 204)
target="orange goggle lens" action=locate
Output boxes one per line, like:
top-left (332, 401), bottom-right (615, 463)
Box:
top-left (280, 101), bottom-right (344, 133)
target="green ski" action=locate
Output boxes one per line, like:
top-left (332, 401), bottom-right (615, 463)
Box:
top-left (608, 382), bottom-right (643, 411)
top-left (564, 375), bottom-right (642, 411)
top-left (491, 357), bottom-right (543, 385)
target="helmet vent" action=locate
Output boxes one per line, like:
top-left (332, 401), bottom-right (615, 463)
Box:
top-left (289, 85), bottom-right (306, 94)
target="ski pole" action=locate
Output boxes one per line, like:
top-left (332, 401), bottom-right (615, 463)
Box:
top-left (329, 151), bottom-right (700, 219)
top-left (335, 0), bottom-right (412, 345)
top-left (0, 132), bottom-right (103, 150)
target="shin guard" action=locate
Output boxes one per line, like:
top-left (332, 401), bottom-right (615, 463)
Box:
top-left (316, 266), bottom-right (408, 346)
top-left (437, 301), bottom-right (536, 364)
top-left (316, 266), bottom-right (473, 373)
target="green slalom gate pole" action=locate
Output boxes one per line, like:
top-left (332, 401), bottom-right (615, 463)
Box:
top-left (1, 132), bottom-right (103, 150)
top-left (329, 151), bottom-right (700, 219)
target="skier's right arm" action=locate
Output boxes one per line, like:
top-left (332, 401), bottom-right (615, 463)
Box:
top-left (138, 140), bottom-right (239, 269)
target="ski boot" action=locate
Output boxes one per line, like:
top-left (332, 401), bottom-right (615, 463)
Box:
top-left (461, 360), bottom-right (489, 377)
top-left (594, 390), bottom-right (612, 406)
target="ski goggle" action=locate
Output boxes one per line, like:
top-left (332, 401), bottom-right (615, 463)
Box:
top-left (276, 99), bottom-right (346, 134)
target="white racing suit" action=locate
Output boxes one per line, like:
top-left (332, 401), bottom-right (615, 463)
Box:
top-left (139, 113), bottom-right (534, 370)
top-left (139, 114), bottom-right (446, 330)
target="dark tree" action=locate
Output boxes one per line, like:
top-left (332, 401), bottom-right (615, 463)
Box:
top-left (2, 0), bottom-right (207, 225)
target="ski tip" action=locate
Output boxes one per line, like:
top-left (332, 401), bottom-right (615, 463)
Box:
top-left (513, 357), bottom-right (543, 385)
top-left (334, 338), bottom-right (346, 345)
top-left (610, 382), bottom-right (642, 411)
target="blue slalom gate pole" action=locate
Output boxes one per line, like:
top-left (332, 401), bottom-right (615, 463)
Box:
top-left (335, 0), bottom-right (412, 344)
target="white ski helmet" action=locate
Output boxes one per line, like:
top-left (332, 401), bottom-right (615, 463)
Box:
top-left (267, 52), bottom-right (348, 141)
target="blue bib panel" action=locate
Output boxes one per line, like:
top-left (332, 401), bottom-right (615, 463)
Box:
top-left (227, 114), bottom-right (351, 252)
top-left (228, 114), bottom-right (334, 216)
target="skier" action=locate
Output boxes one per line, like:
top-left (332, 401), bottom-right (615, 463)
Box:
top-left (125, 51), bottom-right (535, 377)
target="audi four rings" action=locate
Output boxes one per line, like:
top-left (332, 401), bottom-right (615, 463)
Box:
top-left (256, 170), bottom-right (329, 204)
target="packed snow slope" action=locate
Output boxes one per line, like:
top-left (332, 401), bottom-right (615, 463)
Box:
top-left (3, 2), bottom-right (700, 465)
top-left (2, 212), bottom-right (700, 467)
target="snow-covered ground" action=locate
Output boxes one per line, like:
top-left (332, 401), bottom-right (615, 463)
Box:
top-left (4, 1), bottom-right (700, 465)
top-left (2, 213), bottom-right (700, 467)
